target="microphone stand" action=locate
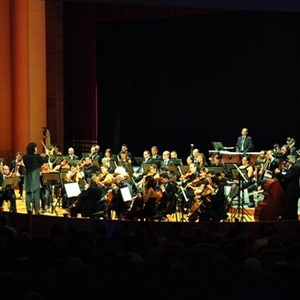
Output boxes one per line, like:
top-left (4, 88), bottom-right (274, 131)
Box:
top-left (230, 164), bottom-right (251, 222)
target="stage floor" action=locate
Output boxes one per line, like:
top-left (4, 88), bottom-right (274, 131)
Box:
top-left (3, 189), bottom-right (300, 222)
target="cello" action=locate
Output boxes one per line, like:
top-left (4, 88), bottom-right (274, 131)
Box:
top-left (188, 187), bottom-right (212, 222)
top-left (254, 158), bottom-right (286, 221)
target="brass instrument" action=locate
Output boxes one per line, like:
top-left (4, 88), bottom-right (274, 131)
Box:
top-left (43, 126), bottom-right (53, 150)
top-left (260, 159), bottom-right (270, 174)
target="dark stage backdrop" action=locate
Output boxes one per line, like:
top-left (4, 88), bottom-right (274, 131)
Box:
top-left (97, 11), bottom-right (300, 159)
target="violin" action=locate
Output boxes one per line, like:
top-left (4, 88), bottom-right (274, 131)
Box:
top-left (186, 176), bottom-right (204, 187)
top-left (17, 159), bottom-right (25, 167)
top-left (146, 170), bottom-right (157, 177)
top-left (96, 173), bottom-right (115, 187)
top-left (61, 160), bottom-right (70, 169)
top-left (41, 163), bottom-right (52, 173)
top-left (97, 171), bottom-right (109, 182)
top-left (136, 171), bottom-right (158, 186)
top-left (180, 171), bottom-right (193, 181)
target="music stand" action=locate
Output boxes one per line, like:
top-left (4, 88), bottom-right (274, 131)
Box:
top-left (141, 163), bottom-right (151, 174)
top-left (207, 166), bottom-right (223, 176)
top-left (59, 172), bottom-right (67, 183)
top-left (171, 158), bottom-right (182, 166)
top-left (81, 152), bottom-right (90, 159)
top-left (167, 165), bottom-right (178, 175)
top-left (178, 165), bottom-right (189, 175)
top-left (2, 177), bottom-right (19, 189)
top-left (151, 159), bottom-right (162, 169)
top-left (92, 160), bottom-right (101, 170)
top-left (60, 168), bottom-right (70, 173)
top-left (212, 141), bottom-right (224, 151)
top-left (229, 165), bottom-right (251, 222)
top-left (133, 156), bottom-right (144, 166)
top-left (42, 173), bottom-right (62, 215)
top-left (69, 159), bottom-right (80, 166)
top-left (42, 172), bottom-right (61, 186)
top-left (224, 163), bottom-right (236, 178)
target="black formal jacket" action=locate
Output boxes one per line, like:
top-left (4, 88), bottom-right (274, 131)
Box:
top-left (235, 136), bottom-right (253, 153)
top-left (277, 164), bottom-right (300, 200)
top-left (160, 181), bottom-right (176, 202)
top-left (23, 153), bottom-right (49, 192)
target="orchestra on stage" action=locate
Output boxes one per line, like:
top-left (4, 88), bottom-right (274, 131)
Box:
top-left (0, 128), bottom-right (300, 222)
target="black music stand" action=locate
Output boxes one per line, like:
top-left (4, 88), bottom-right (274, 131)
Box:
top-left (42, 172), bottom-right (61, 215)
top-left (177, 186), bottom-right (188, 222)
top-left (133, 156), bottom-right (144, 166)
top-left (171, 158), bottom-right (182, 166)
top-left (151, 159), bottom-right (162, 169)
top-left (212, 141), bottom-right (225, 151)
top-left (92, 160), bottom-right (101, 170)
top-left (229, 166), bottom-right (251, 222)
top-left (81, 152), bottom-right (90, 159)
top-left (224, 163), bottom-right (236, 178)
top-left (178, 165), bottom-right (189, 175)
top-left (141, 163), bottom-right (151, 174)
top-left (207, 166), bottom-right (223, 176)
top-left (167, 165), bottom-right (178, 175)
top-left (69, 159), bottom-right (80, 166)
top-left (2, 177), bottom-right (19, 189)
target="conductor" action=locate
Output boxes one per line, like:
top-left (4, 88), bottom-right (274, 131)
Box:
top-left (23, 142), bottom-right (50, 214)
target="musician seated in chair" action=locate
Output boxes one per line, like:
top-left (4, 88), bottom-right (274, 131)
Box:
top-left (155, 173), bottom-right (177, 216)
top-left (9, 151), bottom-right (25, 200)
top-left (70, 176), bottom-right (107, 218)
top-left (199, 177), bottom-right (226, 222)
top-left (180, 166), bottom-right (207, 210)
top-left (0, 165), bottom-right (17, 212)
top-left (246, 160), bottom-right (261, 208)
top-left (107, 174), bottom-right (132, 220)
top-left (227, 155), bottom-right (254, 207)
top-left (127, 175), bottom-right (157, 221)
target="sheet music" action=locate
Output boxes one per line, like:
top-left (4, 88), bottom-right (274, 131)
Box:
top-left (64, 182), bottom-right (81, 198)
top-left (120, 186), bottom-right (132, 202)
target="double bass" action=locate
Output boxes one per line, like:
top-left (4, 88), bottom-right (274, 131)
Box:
top-left (254, 158), bottom-right (285, 221)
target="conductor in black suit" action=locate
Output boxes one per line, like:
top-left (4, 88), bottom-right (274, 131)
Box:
top-left (235, 127), bottom-right (254, 153)
top-left (275, 155), bottom-right (300, 220)
top-left (23, 142), bottom-right (50, 214)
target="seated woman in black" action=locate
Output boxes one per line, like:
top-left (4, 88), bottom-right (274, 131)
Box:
top-left (227, 155), bottom-right (254, 206)
top-left (127, 175), bottom-right (157, 221)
